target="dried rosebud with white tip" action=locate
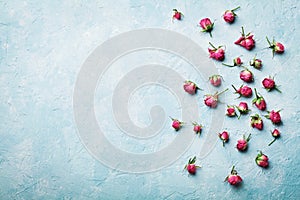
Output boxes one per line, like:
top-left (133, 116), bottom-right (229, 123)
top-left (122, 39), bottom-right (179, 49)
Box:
top-left (222, 56), bottom-right (243, 67)
top-left (250, 56), bottom-right (262, 69)
top-left (208, 42), bottom-right (225, 61)
top-left (240, 68), bottom-right (254, 83)
top-left (266, 36), bottom-right (285, 56)
top-left (226, 105), bottom-right (237, 117)
top-left (268, 129), bottom-right (281, 146)
top-left (219, 131), bottom-right (229, 146)
top-left (235, 27), bottom-right (255, 50)
top-left (250, 114), bottom-right (263, 130)
top-left (255, 151), bottom-right (269, 168)
top-left (209, 75), bottom-right (222, 87)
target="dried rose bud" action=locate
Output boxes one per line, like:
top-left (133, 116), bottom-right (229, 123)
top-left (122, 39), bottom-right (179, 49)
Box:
top-left (252, 88), bottom-right (267, 111)
top-left (266, 36), bottom-right (285, 56)
top-left (225, 166), bottom-right (243, 186)
top-left (208, 42), bottom-right (225, 61)
top-left (199, 18), bottom-right (214, 37)
top-left (255, 151), bottom-right (269, 168)
top-left (235, 27), bottom-right (255, 50)
top-left (223, 6), bottom-right (240, 23)
top-left (250, 114), bottom-right (263, 130)
top-left (236, 134), bottom-right (251, 151)
top-left (219, 131), bottom-right (229, 146)
top-left (265, 110), bottom-right (282, 124)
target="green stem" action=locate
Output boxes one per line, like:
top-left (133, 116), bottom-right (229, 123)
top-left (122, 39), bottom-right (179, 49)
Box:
top-left (241, 26), bottom-right (245, 36)
top-left (232, 6), bottom-right (240, 11)
top-left (275, 86), bottom-right (282, 93)
top-left (209, 42), bottom-right (216, 49)
top-left (246, 133), bottom-right (251, 142)
top-left (254, 88), bottom-right (259, 98)
top-left (218, 88), bottom-right (229, 96)
top-left (268, 138), bottom-right (276, 146)
top-left (222, 63), bottom-right (235, 67)
top-left (266, 36), bottom-right (272, 46)
top-left (231, 85), bottom-right (238, 92)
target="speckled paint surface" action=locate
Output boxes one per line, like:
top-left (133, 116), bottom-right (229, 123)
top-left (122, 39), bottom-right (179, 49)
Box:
top-left (1, 0), bottom-right (300, 199)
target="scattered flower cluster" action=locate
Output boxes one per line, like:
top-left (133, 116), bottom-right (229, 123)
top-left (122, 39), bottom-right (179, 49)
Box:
top-left (172, 6), bottom-right (285, 184)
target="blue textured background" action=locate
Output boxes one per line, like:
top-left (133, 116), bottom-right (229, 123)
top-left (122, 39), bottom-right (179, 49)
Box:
top-left (1, 0), bottom-right (299, 199)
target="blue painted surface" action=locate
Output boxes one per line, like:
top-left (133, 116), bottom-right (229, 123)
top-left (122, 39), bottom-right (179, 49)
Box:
top-left (0, 0), bottom-right (299, 199)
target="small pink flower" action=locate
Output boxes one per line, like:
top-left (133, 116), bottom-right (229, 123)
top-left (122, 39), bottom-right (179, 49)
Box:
top-left (170, 117), bottom-right (183, 131)
top-left (250, 56), bottom-right (262, 69)
top-left (172, 9), bottom-right (183, 20)
top-left (252, 88), bottom-right (267, 111)
top-left (219, 131), bottom-right (229, 146)
top-left (235, 27), bottom-right (255, 50)
top-left (226, 105), bottom-right (237, 117)
top-left (183, 80), bottom-right (200, 95)
top-left (192, 122), bottom-right (203, 135)
top-left (232, 85), bottom-right (253, 98)
top-left (237, 102), bottom-right (250, 114)
top-left (266, 36), bottom-right (285, 56)
top-left (265, 110), bottom-right (282, 124)
top-left (204, 89), bottom-right (228, 108)
top-left (268, 129), bottom-right (281, 146)
top-left (236, 134), bottom-right (251, 151)
top-left (250, 114), bottom-right (263, 130)
top-left (240, 68), bottom-right (253, 83)
top-left (223, 6), bottom-right (240, 23)
top-left (262, 76), bottom-right (281, 93)
top-left (222, 56), bottom-right (243, 67)
top-left (225, 166), bottom-right (243, 186)
top-left (255, 151), bottom-right (269, 168)
top-left (184, 156), bottom-right (201, 175)
top-left (199, 18), bottom-right (214, 37)
top-left (208, 42), bottom-right (225, 61)
top-left (209, 75), bottom-right (222, 87)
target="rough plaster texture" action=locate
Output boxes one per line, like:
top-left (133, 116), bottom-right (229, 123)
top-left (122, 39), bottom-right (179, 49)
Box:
top-left (0, 0), bottom-right (299, 199)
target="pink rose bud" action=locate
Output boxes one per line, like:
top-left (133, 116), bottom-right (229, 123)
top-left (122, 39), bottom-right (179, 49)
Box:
top-left (184, 156), bottom-right (201, 175)
top-left (170, 117), bottom-right (183, 131)
top-left (236, 134), bottom-right (251, 151)
top-left (172, 9), bottom-right (183, 20)
top-left (223, 6), bottom-right (240, 23)
top-left (266, 36), bottom-right (285, 56)
top-left (219, 131), bottom-right (229, 146)
top-left (208, 42), bottom-right (225, 61)
top-left (192, 122), bottom-right (203, 135)
top-left (222, 56), bottom-right (243, 67)
top-left (235, 27), bottom-right (255, 50)
top-left (232, 85), bottom-right (253, 98)
top-left (204, 88), bottom-right (228, 108)
top-left (250, 114), bottom-right (263, 130)
top-left (225, 166), bottom-right (243, 186)
top-left (183, 80), bottom-right (200, 95)
top-left (268, 129), bottom-right (281, 146)
top-left (199, 18), bottom-right (214, 37)
top-left (226, 105), bottom-right (237, 117)
top-left (262, 76), bottom-right (281, 93)
top-left (265, 110), bottom-right (282, 124)
top-left (209, 75), bottom-right (222, 87)
top-left (237, 102), bottom-right (250, 114)
top-left (233, 57), bottom-right (243, 66)
top-left (250, 56), bottom-right (262, 69)
top-left (252, 88), bottom-right (267, 111)
top-left (240, 68), bottom-right (254, 83)
top-left (255, 151), bottom-right (269, 168)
